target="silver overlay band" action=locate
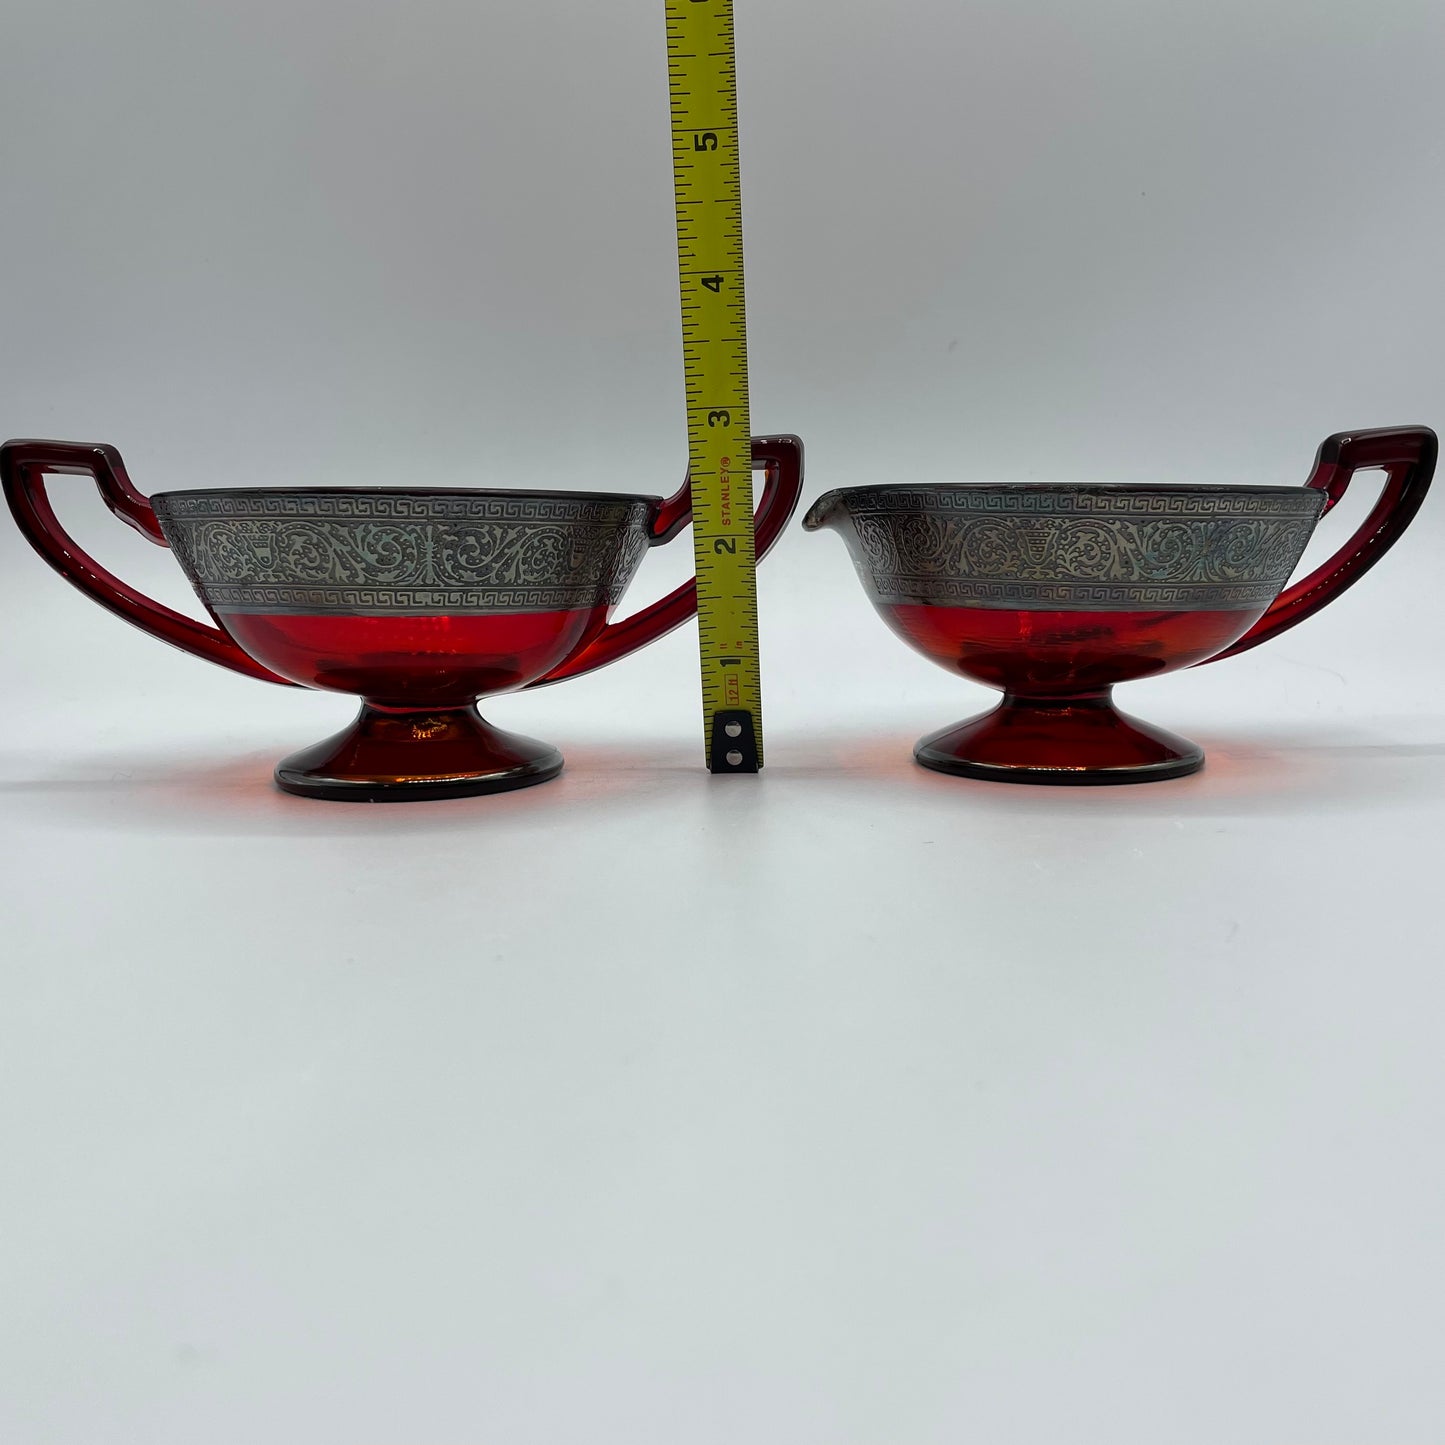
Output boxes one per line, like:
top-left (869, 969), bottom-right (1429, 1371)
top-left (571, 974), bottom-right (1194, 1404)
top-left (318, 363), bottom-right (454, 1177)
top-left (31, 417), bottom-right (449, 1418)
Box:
top-left (153, 491), bottom-right (653, 616)
top-left (838, 486), bottom-right (1323, 611)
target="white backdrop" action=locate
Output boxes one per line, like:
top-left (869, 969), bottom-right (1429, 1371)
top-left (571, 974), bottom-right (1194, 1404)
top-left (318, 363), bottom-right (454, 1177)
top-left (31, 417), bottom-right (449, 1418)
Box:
top-left (4, 2), bottom-right (1444, 1442)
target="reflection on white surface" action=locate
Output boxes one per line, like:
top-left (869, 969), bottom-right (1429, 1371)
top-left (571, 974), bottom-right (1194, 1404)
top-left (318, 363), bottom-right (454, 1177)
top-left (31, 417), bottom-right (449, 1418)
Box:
top-left (4, 0), bottom-right (1445, 1437)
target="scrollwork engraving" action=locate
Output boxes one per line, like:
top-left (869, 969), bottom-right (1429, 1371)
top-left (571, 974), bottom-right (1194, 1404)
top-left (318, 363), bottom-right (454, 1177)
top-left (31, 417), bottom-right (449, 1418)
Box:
top-left (837, 486), bottom-right (1323, 611)
top-left (153, 491), bottom-right (652, 616)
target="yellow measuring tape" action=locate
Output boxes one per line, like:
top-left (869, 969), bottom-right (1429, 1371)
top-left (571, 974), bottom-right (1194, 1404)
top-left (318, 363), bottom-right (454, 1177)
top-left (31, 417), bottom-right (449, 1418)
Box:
top-left (664, 0), bottom-right (762, 772)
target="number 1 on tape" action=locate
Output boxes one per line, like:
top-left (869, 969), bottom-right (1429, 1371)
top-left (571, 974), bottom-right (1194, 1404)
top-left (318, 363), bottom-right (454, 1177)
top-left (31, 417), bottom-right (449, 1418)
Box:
top-left (664, 0), bottom-right (763, 772)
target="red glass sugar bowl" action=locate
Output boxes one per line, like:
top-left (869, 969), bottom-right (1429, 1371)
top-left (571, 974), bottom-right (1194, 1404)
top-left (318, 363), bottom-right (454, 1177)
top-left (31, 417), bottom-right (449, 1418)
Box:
top-left (803, 427), bottom-right (1434, 784)
top-left (3, 435), bottom-right (803, 799)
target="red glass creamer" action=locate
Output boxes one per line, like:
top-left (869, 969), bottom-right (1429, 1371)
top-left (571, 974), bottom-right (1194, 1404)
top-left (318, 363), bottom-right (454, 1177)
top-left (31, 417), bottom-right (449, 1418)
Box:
top-left (3, 435), bottom-right (803, 799)
top-left (805, 428), bottom-right (1434, 784)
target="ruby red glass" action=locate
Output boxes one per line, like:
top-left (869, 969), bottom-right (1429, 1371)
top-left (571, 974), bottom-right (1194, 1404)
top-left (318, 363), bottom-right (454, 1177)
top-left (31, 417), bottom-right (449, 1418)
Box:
top-left (805, 427), bottom-right (1436, 784)
top-left (2, 435), bottom-right (804, 799)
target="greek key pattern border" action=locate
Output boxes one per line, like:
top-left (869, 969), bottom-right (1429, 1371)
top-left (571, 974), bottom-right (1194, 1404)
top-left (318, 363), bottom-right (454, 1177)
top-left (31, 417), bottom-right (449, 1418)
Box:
top-left (201, 584), bottom-right (621, 616)
top-left (839, 486), bottom-right (1324, 520)
top-left (869, 578), bottom-right (1288, 611)
top-left (154, 491), bottom-right (646, 526)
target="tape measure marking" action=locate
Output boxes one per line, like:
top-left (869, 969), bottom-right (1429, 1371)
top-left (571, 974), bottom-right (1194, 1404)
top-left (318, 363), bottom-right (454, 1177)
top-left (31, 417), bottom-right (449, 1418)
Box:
top-left (664, 0), bottom-right (763, 771)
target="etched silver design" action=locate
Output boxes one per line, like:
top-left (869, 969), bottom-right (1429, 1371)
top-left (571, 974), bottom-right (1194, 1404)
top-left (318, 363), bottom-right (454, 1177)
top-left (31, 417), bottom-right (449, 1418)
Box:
top-left (152, 490), bottom-right (654, 615)
top-left (828, 486), bottom-right (1324, 611)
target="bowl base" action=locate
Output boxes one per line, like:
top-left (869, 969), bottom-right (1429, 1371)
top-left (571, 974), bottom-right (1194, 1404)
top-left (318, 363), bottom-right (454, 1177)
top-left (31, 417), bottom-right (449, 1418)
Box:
top-left (275, 703), bottom-right (563, 802)
top-left (915, 690), bottom-right (1204, 786)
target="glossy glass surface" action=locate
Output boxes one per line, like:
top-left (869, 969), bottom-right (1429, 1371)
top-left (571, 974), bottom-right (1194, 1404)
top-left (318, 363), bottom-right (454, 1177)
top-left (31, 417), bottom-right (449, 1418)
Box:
top-left (883, 604), bottom-right (1252, 782)
top-left (220, 608), bottom-right (607, 705)
top-left (1, 434), bottom-right (805, 799)
top-left (915, 693), bottom-right (1205, 783)
top-left (881, 604), bottom-right (1258, 694)
top-left (806, 426), bottom-right (1436, 784)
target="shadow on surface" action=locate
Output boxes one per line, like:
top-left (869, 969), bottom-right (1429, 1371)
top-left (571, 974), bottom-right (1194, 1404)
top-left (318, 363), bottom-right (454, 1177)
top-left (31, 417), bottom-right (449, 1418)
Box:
top-left (771, 717), bottom-right (1445, 819)
top-left (3, 716), bottom-right (1441, 837)
top-left (0, 732), bottom-right (705, 839)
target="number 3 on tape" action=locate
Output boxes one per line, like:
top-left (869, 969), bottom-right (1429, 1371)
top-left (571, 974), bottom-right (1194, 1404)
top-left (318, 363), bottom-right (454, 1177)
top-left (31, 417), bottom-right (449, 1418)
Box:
top-left (665, 0), bottom-right (764, 772)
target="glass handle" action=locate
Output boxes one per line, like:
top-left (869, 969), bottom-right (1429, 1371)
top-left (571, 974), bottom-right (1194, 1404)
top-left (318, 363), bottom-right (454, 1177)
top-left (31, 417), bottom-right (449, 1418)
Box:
top-left (527, 433), bottom-right (804, 687)
top-left (0, 438), bottom-right (296, 686)
top-left (1204, 425), bottom-right (1436, 664)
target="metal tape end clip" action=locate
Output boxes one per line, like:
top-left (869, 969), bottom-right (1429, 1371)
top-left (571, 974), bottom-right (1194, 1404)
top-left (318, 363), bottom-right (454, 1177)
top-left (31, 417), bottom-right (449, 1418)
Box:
top-left (708, 709), bottom-right (760, 774)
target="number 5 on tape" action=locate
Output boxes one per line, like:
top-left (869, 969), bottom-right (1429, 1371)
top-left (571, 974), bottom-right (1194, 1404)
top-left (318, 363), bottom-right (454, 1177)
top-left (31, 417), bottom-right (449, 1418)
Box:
top-left (665, 0), bottom-right (764, 771)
